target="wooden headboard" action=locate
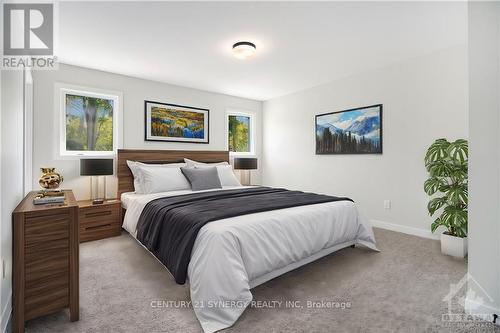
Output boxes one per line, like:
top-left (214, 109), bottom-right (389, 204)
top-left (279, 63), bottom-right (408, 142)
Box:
top-left (117, 149), bottom-right (230, 197)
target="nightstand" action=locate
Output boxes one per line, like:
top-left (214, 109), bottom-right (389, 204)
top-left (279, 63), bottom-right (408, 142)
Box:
top-left (12, 190), bottom-right (79, 333)
top-left (77, 199), bottom-right (122, 242)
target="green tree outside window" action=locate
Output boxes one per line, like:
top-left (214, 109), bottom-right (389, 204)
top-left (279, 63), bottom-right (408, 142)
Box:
top-left (228, 115), bottom-right (251, 153)
top-left (65, 94), bottom-right (114, 151)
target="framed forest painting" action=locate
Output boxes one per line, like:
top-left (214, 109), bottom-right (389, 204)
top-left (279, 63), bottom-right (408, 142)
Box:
top-left (315, 104), bottom-right (382, 154)
top-left (145, 101), bottom-right (209, 143)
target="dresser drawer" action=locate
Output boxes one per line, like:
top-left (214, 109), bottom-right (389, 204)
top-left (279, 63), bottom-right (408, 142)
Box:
top-left (25, 249), bottom-right (69, 282)
top-left (79, 205), bottom-right (120, 224)
top-left (25, 270), bottom-right (68, 298)
top-left (24, 260), bottom-right (69, 321)
top-left (25, 212), bottom-right (69, 245)
top-left (80, 222), bottom-right (121, 242)
top-left (78, 202), bottom-right (121, 242)
top-left (24, 287), bottom-right (69, 321)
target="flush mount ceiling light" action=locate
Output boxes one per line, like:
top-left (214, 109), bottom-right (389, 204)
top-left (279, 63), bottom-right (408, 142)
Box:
top-left (232, 41), bottom-right (256, 60)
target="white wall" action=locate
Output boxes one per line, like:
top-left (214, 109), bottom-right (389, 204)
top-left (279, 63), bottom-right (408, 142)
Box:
top-left (0, 70), bottom-right (25, 332)
top-left (467, 1), bottom-right (500, 318)
top-left (262, 46), bottom-right (468, 235)
top-left (0, 62), bottom-right (2, 332)
top-left (32, 64), bottom-right (263, 200)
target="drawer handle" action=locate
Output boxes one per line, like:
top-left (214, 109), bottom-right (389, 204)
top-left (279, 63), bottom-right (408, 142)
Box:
top-left (85, 223), bottom-right (112, 231)
top-left (84, 211), bottom-right (112, 218)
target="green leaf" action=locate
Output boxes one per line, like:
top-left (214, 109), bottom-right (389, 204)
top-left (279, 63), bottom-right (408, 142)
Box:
top-left (431, 218), bottom-right (442, 233)
top-left (449, 167), bottom-right (468, 183)
top-left (428, 197), bottom-right (447, 216)
top-left (425, 139), bottom-right (450, 167)
top-left (458, 226), bottom-right (467, 238)
top-left (446, 185), bottom-right (468, 206)
top-left (439, 184), bottom-right (451, 193)
top-left (428, 160), bottom-right (452, 178)
top-left (424, 177), bottom-right (445, 195)
top-left (447, 139), bottom-right (468, 164)
top-left (440, 206), bottom-right (468, 236)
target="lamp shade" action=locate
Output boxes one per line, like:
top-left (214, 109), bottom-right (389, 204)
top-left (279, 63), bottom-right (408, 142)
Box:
top-left (80, 159), bottom-right (113, 176)
top-left (233, 157), bottom-right (258, 170)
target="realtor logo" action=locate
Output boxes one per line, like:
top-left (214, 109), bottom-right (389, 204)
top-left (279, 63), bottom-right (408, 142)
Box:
top-left (3, 3), bottom-right (53, 56)
top-left (442, 273), bottom-right (496, 328)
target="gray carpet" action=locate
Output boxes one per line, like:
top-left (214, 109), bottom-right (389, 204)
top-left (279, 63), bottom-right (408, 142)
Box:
top-left (25, 228), bottom-right (499, 333)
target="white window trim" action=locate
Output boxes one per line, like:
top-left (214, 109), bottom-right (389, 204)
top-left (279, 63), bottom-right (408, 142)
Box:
top-left (226, 110), bottom-right (255, 156)
top-left (54, 83), bottom-right (123, 159)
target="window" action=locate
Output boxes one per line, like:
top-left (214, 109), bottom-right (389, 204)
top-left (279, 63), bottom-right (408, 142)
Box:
top-left (227, 112), bottom-right (254, 154)
top-left (57, 84), bottom-right (121, 157)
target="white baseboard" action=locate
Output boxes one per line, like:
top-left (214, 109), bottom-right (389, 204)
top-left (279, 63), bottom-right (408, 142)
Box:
top-left (465, 297), bottom-right (500, 325)
top-left (1, 293), bottom-right (11, 333)
top-left (371, 219), bottom-right (440, 240)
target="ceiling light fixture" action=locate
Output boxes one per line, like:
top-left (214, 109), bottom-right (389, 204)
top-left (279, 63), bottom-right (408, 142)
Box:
top-left (232, 41), bottom-right (256, 60)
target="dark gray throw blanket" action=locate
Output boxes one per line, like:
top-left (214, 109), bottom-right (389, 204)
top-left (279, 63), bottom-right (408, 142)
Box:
top-left (136, 187), bottom-right (353, 284)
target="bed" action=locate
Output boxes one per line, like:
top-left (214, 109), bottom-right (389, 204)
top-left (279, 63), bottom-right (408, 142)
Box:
top-left (117, 149), bottom-right (378, 333)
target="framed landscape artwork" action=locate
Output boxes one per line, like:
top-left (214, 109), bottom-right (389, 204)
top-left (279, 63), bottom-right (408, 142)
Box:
top-left (144, 101), bottom-right (209, 143)
top-left (315, 104), bottom-right (382, 154)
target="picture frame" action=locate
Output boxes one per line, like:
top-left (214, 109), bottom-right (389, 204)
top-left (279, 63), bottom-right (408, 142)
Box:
top-left (315, 104), bottom-right (383, 154)
top-left (144, 100), bottom-right (209, 143)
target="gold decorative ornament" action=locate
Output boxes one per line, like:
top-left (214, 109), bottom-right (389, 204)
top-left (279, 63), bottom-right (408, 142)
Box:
top-left (39, 167), bottom-right (64, 190)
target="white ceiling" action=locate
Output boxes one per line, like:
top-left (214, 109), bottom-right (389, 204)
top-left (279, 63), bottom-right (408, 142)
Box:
top-left (57, 1), bottom-right (467, 101)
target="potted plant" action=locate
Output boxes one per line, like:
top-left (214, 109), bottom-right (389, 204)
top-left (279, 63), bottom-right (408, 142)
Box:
top-left (424, 138), bottom-right (468, 258)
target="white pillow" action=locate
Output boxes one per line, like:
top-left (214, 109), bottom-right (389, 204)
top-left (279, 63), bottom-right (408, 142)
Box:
top-left (138, 166), bottom-right (191, 194)
top-left (184, 158), bottom-right (229, 168)
top-left (195, 164), bottom-right (241, 187)
top-left (127, 161), bottom-right (186, 193)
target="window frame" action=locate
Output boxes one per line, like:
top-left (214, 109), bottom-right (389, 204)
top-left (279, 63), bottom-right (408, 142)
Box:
top-left (55, 83), bottom-right (123, 158)
top-left (226, 110), bottom-right (255, 156)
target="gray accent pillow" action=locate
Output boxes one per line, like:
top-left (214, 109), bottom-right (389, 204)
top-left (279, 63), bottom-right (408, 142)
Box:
top-left (181, 167), bottom-right (222, 191)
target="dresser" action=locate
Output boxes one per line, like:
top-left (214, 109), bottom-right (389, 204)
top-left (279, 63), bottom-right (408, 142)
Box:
top-left (77, 199), bottom-right (122, 242)
top-left (12, 190), bottom-right (79, 333)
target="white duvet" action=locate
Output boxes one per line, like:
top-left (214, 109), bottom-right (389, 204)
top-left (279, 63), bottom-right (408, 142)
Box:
top-left (122, 187), bottom-right (377, 333)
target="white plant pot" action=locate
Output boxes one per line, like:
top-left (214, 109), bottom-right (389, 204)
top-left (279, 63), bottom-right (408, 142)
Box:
top-left (440, 233), bottom-right (468, 258)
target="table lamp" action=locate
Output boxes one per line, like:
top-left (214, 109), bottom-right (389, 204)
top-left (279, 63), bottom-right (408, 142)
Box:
top-left (233, 157), bottom-right (258, 186)
top-left (80, 159), bottom-right (113, 204)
